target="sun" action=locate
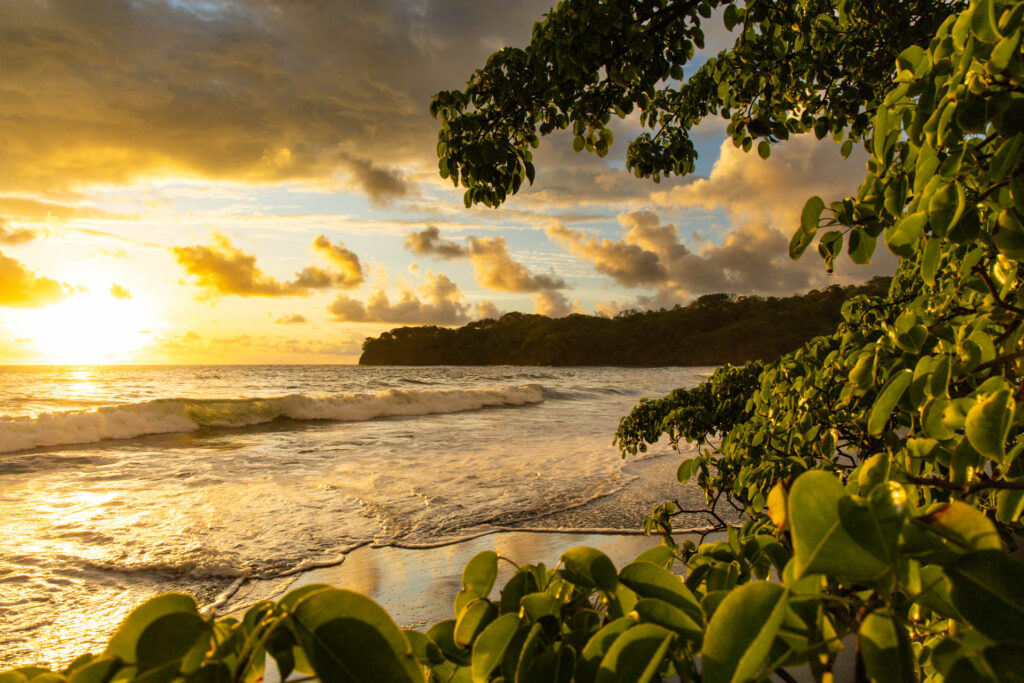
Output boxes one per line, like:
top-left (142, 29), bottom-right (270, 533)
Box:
top-left (10, 289), bottom-right (162, 365)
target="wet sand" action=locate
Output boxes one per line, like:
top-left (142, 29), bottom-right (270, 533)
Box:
top-left (222, 450), bottom-right (719, 627)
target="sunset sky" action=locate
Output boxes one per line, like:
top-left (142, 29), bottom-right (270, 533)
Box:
top-left (0, 0), bottom-right (895, 365)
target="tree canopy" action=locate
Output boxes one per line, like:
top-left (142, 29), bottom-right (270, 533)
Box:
top-left (359, 279), bottom-right (890, 366)
top-left (6, 0), bottom-right (1024, 681)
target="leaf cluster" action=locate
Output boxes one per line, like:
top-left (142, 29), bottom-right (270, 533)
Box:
top-left (431, 0), bottom-right (961, 207)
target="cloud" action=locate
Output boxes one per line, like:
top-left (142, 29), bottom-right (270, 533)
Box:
top-left (476, 300), bottom-right (500, 320)
top-left (328, 271), bottom-right (472, 325)
top-left (468, 237), bottom-right (566, 292)
top-left (405, 227), bottom-right (567, 293)
top-left (533, 290), bottom-right (584, 318)
top-left (0, 0), bottom-right (554, 197)
top-left (311, 235), bottom-right (363, 288)
top-left (0, 251), bottom-right (73, 308)
top-left (652, 135), bottom-right (869, 227)
top-left (548, 210), bottom-right (835, 300)
top-left (173, 233), bottom-right (364, 297)
top-left (110, 283), bottom-right (131, 300)
top-left (275, 313), bottom-right (307, 324)
top-left (339, 155), bottom-right (408, 205)
top-left (546, 221), bottom-right (667, 287)
top-left (0, 219), bottom-right (38, 245)
top-left (405, 225), bottom-right (470, 259)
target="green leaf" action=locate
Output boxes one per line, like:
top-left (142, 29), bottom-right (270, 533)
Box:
top-left (868, 370), bottom-right (913, 436)
top-left (618, 562), bottom-right (702, 624)
top-left (946, 550), bottom-right (1024, 644)
top-left (965, 389), bottom-right (1014, 462)
top-left (757, 140), bottom-right (770, 159)
top-left (426, 619), bottom-right (468, 666)
top-left (921, 237), bottom-right (942, 285)
top-left (67, 657), bottom-right (121, 683)
top-left (848, 227), bottom-right (876, 264)
top-left (630, 598), bottom-right (702, 644)
top-left (519, 592), bottom-right (559, 621)
top-left (471, 613), bottom-right (521, 683)
top-left (403, 629), bottom-right (444, 666)
top-left (788, 470), bottom-right (891, 581)
top-left (135, 612), bottom-right (207, 674)
top-left (701, 582), bottom-right (788, 683)
top-left (996, 482), bottom-right (1024, 523)
top-left (859, 611), bottom-right (916, 683)
top-left (905, 501), bottom-right (1002, 563)
top-left (630, 546), bottom-right (674, 569)
top-left (560, 547), bottom-right (618, 591)
top-left (884, 211), bottom-right (927, 257)
top-left (573, 135), bottom-right (585, 152)
top-left (800, 196), bottom-right (825, 234)
top-left (289, 587), bottom-right (423, 682)
top-left (500, 570), bottom-right (539, 615)
top-left (594, 624), bottom-right (674, 683)
top-left (462, 551), bottom-right (498, 597)
top-left (576, 617), bottom-right (636, 683)
top-left (104, 594), bottom-right (200, 668)
top-left (455, 599), bottom-right (498, 648)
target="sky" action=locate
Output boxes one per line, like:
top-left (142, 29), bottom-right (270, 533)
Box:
top-left (0, 0), bottom-right (895, 365)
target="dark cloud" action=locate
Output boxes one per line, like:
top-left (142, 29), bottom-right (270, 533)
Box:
top-left (0, 0), bottom-right (552, 197)
top-left (0, 251), bottom-right (72, 308)
top-left (405, 225), bottom-right (469, 259)
top-left (549, 211), bottom-right (835, 300)
top-left (546, 221), bottom-right (668, 287)
top-left (339, 155), bottom-right (407, 206)
top-left (274, 313), bottom-right (307, 324)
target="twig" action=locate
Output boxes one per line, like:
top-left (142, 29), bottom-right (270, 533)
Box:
top-left (907, 476), bottom-right (1024, 494)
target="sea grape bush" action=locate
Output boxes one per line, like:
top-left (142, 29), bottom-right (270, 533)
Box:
top-left (5, 0), bottom-right (1024, 681)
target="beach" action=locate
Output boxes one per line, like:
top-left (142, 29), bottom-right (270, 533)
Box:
top-left (0, 365), bottom-right (710, 668)
top-left (219, 448), bottom-right (708, 627)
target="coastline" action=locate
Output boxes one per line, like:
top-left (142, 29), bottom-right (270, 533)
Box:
top-left (221, 449), bottom-right (713, 628)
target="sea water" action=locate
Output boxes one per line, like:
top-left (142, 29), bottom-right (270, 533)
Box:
top-left (0, 364), bottom-right (708, 668)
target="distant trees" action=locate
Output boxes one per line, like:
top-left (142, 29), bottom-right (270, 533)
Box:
top-left (358, 279), bottom-right (891, 366)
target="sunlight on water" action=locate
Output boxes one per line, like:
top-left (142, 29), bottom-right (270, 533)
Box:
top-left (0, 365), bottom-right (708, 668)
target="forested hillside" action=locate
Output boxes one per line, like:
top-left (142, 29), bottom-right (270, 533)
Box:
top-left (359, 278), bottom-right (890, 366)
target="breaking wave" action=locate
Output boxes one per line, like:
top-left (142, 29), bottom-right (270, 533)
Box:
top-left (0, 384), bottom-right (544, 453)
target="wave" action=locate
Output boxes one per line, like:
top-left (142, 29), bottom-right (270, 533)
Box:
top-left (0, 384), bottom-right (544, 453)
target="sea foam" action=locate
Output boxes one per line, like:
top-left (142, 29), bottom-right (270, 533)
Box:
top-left (0, 384), bottom-right (544, 453)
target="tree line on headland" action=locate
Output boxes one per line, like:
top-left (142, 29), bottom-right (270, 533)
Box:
top-left (359, 278), bottom-right (892, 366)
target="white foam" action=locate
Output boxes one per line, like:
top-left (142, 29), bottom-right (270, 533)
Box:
top-left (0, 384), bottom-right (544, 453)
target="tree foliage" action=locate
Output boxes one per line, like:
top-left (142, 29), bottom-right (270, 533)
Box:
top-left (7, 0), bottom-right (1024, 680)
top-left (359, 279), bottom-right (890, 366)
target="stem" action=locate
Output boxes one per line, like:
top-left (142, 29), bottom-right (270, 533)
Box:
top-left (907, 476), bottom-right (1024, 494)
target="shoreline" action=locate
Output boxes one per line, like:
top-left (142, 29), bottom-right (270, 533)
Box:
top-left (220, 449), bottom-right (713, 625)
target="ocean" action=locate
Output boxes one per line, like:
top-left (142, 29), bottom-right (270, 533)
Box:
top-left (0, 364), bottom-right (708, 668)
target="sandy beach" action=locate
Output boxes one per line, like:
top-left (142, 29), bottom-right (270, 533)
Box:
top-left (221, 449), bottom-right (715, 629)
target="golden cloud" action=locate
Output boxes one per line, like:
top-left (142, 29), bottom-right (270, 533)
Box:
top-left (404, 226), bottom-right (565, 293)
top-left (0, 0), bottom-right (552, 198)
top-left (173, 234), bottom-right (364, 298)
top-left (533, 290), bottom-right (584, 318)
top-left (109, 283), bottom-right (132, 300)
top-left (0, 251), bottom-right (73, 308)
top-left (328, 271), bottom-right (473, 325)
